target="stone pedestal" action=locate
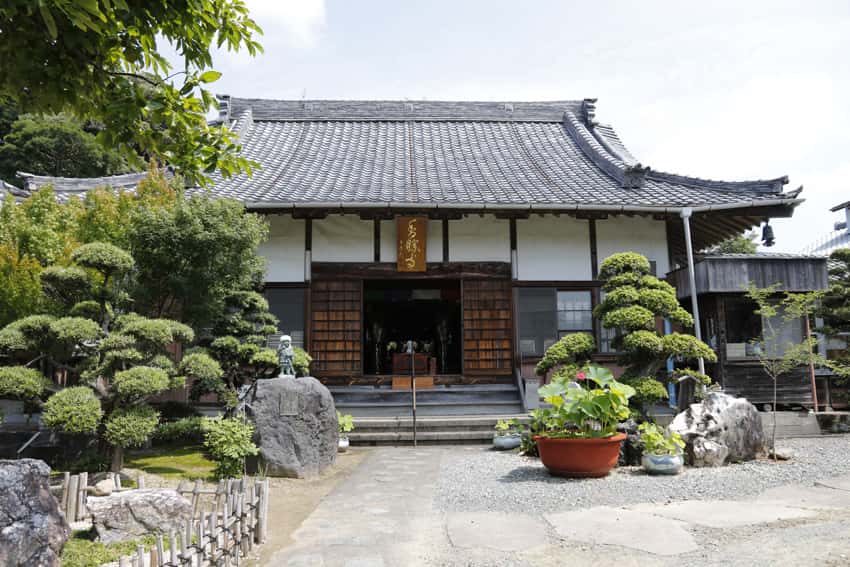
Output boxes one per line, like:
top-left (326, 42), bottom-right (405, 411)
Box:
top-left (243, 376), bottom-right (338, 478)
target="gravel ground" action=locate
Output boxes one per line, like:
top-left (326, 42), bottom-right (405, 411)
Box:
top-left (436, 436), bottom-right (850, 513)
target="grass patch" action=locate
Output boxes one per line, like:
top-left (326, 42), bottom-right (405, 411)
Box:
top-left (125, 444), bottom-right (215, 481)
top-left (61, 529), bottom-right (168, 567)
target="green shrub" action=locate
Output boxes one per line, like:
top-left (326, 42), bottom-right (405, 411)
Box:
top-left (71, 242), bottom-right (135, 274)
top-left (662, 333), bottom-right (717, 362)
top-left (600, 305), bottom-right (655, 331)
top-left (0, 366), bottom-right (50, 399)
top-left (113, 366), bottom-right (170, 399)
top-left (202, 417), bottom-right (259, 479)
top-left (49, 317), bottom-right (101, 343)
top-left (42, 387), bottom-right (102, 434)
top-left (180, 352), bottom-right (223, 380)
top-left (638, 422), bottom-right (685, 456)
top-left (621, 375), bottom-right (668, 414)
top-left (599, 252), bottom-right (651, 279)
top-left (293, 346), bottom-right (313, 377)
top-left (104, 405), bottom-right (159, 449)
top-left (337, 411), bottom-right (354, 434)
top-left (534, 332), bottom-right (594, 377)
top-left (152, 416), bottom-right (205, 445)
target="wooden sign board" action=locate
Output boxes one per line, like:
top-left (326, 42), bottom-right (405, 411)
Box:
top-left (397, 216), bottom-right (427, 272)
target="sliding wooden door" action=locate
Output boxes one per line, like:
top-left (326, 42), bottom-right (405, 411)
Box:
top-left (309, 279), bottom-right (362, 378)
top-left (462, 279), bottom-right (513, 376)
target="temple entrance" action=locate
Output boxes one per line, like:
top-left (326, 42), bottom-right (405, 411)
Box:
top-left (363, 280), bottom-right (462, 376)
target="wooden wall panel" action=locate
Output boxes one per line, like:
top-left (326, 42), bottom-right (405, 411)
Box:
top-left (310, 280), bottom-right (362, 378)
top-left (463, 279), bottom-right (513, 375)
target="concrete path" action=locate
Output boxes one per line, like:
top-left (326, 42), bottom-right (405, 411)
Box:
top-left (264, 447), bottom-right (850, 566)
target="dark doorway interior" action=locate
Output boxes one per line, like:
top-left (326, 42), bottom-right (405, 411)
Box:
top-left (363, 280), bottom-right (462, 375)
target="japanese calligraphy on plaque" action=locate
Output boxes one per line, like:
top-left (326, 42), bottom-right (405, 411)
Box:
top-left (397, 216), bottom-right (427, 272)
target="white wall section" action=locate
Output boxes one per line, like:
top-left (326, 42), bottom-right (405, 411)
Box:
top-left (596, 216), bottom-right (669, 276)
top-left (449, 215), bottom-right (510, 262)
top-left (312, 215), bottom-right (373, 262)
top-left (259, 215), bottom-right (306, 282)
top-left (517, 216), bottom-right (591, 280)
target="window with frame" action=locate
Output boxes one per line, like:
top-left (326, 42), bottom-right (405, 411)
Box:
top-left (557, 290), bottom-right (593, 337)
top-left (264, 287), bottom-right (306, 348)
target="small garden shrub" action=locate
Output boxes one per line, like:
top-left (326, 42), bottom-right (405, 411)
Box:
top-left (294, 346), bottom-right (312, 377)
top-left (202, 417), bottom-right (259, 479)
top-left (152, 416), bottom-right (205, 445)
top-left (104, 406), bottom-right (160, 449)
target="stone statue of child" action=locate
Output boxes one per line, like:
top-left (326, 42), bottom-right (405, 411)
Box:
top-left (277, 334), bottom-right (296, 377)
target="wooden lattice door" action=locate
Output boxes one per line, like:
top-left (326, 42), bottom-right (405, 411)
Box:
top-left (309, 280), bottom-right (362, 379)
top-left (462, 279), bottom-right (513, 376)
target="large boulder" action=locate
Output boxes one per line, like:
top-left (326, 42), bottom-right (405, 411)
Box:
top-left (87, 489), bottom-right (192, 543)
top-left (0, 459), bottom-right (69, 567)
top-left (242, 376), bottom-right (338, 478)
top-left (670, 392), bottom-right (764, 467)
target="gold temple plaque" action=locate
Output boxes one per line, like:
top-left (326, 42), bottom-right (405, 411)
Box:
top-left (397, 216), bottom-right (427, 272)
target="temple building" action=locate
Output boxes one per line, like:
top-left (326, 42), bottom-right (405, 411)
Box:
top-left (199, 97), bottom-right (802, 415)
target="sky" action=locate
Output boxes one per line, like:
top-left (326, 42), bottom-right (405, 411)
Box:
top-left (192, 0), bottom-right (850, 252)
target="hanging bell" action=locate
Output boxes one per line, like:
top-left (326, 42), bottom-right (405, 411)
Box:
top-left (761, 222), bottom-right (775, 247)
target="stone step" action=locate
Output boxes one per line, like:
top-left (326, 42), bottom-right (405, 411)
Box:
top-left (339, 403), bottom-right (524, 418)
top-left (348, 414), bottom-right (528, 445)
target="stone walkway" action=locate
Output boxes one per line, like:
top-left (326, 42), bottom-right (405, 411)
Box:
top-left (266, 447), bottom-right (850, 566)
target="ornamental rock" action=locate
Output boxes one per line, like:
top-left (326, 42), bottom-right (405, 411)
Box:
top-left (0, 459), bottom-right (69, 567)
top-left (670, 392), bottom-right (764, 467)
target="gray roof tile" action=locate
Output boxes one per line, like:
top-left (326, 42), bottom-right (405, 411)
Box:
top-left (209, 98), bottom-right (798, 211)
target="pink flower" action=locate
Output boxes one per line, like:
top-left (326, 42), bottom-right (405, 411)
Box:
top-left (575, 372), bottom-right (587, 381)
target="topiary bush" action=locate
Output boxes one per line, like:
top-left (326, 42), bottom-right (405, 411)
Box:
top-left (104, 405), bottom-right (160, 449)
top-left (202, 417), bottom-right (259, 479)
top-left (594, 252), bottom-right (717, 417)
top-left (0, 366), bottom-right (50, 400)
top-left (42, 387), bottom-right (103, 434)
top-left (293, 346), bottom-right (312, 377)
top-left (534, 332), bottom-right (594, 380)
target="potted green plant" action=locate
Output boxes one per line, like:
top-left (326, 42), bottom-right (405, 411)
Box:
top-left (638, 422), bottom-right (685, 475)
top-left (337, 411), bottom-right (354, 452)
top-left (532, 364), bottom-right (635, 477)
top-left (493, 418), bottom-right (522, 450)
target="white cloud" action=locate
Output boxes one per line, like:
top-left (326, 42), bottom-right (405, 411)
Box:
top-left (248, 0), bottom-right (326, 49)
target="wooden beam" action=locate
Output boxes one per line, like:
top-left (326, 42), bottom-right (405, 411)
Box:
top-left (442, 219), bottom-right (449, 262)
top-left (589, 219), bottom-right (599, 279)
top-left (311, 262), bottom-right (511, 280)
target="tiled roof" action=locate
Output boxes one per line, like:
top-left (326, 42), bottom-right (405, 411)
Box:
top-left (209, 97), bottom-right (801, 212)
top-left (13, 171), bottom-right (152, 202)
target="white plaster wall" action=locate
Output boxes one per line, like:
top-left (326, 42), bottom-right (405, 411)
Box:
top-left (258, 216), bottom-right (306, 282)
top-left (381, 219), bottom-right (443, 263)
top-left (517, 216), bottom-right (591, 280)
top-left (449, 216), bottom-right (510, 262)
top-left (596, 216), bottom-right (670, 276)
top-left (312, 215), bottom-right (373, 262)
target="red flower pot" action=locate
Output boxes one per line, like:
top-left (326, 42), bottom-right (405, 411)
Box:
top-left (534, 433), bottom-right (626, 478)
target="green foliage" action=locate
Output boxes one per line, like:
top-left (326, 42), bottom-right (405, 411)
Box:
top-left (112, 366), bottom-right (170, 400)
top-left (49, 317), bottom-right (101, 343)
top-left (293, 347), bottom-right (313, 377)
top-left (71, 242), bottom-right (134, 276)
top-left (0, 366), bottom-right (49, 399)
top-left (705, 231), bottom-right (759, 255)
top-left (534, 332), bottom-right (594, 377)
top-left (621, 375), bottom-right (668, 413)
top-left (127, 178), bottom-right (268, 328)
top-left (672, 369), bottom-right (712, 386)
top-left (104, 406), bottom-right (160, 449)
top-left (594, 252), bottom-right (714, 414)
top-left (0, 113), bottom-right (127, 184)
top-left (60, 529), bottom-right (166, 567)
top-left (202, 417), bottom-right (259, 479)
top-left (494, 418), bottom-right (521, 437)
top-left (152, 417), bottom-right (205, 445)
top-left (638, 422), bottom-right (685, 456)
top-left (533, 365), bottom-right (635, 439)
top-left (42, 386), bottom-right (102, 434)
top-left (125, 445), bottom-right (215, 481)
top-left (819, 248), bottom-right (850, 381)
top-left (0, 1), bottom-right (262, 185)
top-left (116, 315), bottom-right (195, 351)
top-left (599, 252), bottom-right (651, 280)
top-left (337, 411), bottom-right (355, 434)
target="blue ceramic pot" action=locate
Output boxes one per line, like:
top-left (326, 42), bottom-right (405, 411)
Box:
top-left (642, 453), bottom-right (684, 475)
top-left (493, 434), bottom-right (521, 450)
